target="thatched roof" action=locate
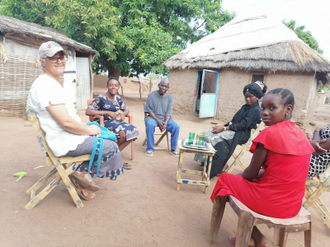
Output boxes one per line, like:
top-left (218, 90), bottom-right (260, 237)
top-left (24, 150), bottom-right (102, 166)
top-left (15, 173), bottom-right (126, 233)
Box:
top-left (164, 15), bottom-right (330, 74)
top-left (0, 15), bottom-right (97, 55)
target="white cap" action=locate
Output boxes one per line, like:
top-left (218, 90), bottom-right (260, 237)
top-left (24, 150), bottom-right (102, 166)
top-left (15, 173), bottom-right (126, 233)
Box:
top-left (38, 41), bottom-right (67, 58)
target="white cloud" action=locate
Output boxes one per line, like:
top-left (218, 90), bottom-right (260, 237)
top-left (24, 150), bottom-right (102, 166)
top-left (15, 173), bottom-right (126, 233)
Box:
top-left (222, 0), bottom-right (330, 61)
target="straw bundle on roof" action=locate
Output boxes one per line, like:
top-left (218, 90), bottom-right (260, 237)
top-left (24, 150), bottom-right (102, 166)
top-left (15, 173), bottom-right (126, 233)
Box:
top-left (164, 41), bottom-right (330, 73)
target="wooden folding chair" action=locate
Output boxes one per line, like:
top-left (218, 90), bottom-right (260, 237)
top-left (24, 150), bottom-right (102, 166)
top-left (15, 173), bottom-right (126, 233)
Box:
top-left (25, 109), bottom-right (91, 210)
top-left (225, 121), bottom-right (265, 173)
top-left (209, 196), bottom-right (312, 247)
top-left (304, 166), bottom-right (330, 229)
top-left (142, 102), bottom-right (170, 151)
top-left (87, 98), bottom-right (134, 160)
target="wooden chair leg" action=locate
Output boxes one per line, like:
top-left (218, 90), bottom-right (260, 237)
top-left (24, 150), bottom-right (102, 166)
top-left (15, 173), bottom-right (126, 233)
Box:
top-left (274, 228), bottom-right (287, 247)
top-left (57, 161), bottom-right (84, 208)
top-left (26, 167), bottom-right (57, 195)
top-left (66, 179), bottom-right (84, 208)
top-left (142, 137), bottom-right (147, 146)
top-left (155, 130), bottom-right (168, 146)
top-left (312, 198), bottom-right (330, 229)
top-left (304, 187), bottom-right (325, 209)
top-left (235, 211), bottom-right (255, 247)
top-left (304, 222), bottom-right (312, 247)
top-left (25, 175), bottom-right (62, 210)
top-left (131, 140), bottom-right (134, 160)
top-left (209, 197), bottom-right (227, 243)
top-left (166, 131), bottom-right (170, 151)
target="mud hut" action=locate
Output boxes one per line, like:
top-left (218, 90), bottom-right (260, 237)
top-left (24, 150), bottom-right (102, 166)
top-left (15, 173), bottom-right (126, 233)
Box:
top-left (0, 15), bottom-right (97, 118)
top-left (164, 15), bottom-right (330, 128)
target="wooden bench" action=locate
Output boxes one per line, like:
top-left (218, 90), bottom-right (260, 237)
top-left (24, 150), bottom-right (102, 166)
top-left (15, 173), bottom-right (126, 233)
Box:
top-left (210, 195), bottom-right (311, 247)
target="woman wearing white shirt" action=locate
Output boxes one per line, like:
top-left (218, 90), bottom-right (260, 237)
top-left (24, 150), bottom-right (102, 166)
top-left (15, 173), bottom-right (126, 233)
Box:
top-left (27, 41), bottom-right (123, 200)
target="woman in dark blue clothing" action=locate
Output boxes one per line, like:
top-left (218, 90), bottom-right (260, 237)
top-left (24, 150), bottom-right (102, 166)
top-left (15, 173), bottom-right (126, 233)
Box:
top-left (86, 77), bottom-right (139, 152)
top-left (195, 81), bottom-right (267, 178)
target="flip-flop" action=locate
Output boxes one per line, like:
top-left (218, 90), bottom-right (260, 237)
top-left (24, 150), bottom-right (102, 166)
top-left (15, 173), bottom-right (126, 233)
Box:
top-left (70, 173), bottom-right (99, 191)
top-left (229, 236), bottom-right (267, 247)
top-left (70, 177), bottom-right (95, 201)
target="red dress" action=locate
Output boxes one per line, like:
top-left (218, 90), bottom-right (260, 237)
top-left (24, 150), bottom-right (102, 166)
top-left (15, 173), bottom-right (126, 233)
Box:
top-left (210, 121), bottom-right (314, 218)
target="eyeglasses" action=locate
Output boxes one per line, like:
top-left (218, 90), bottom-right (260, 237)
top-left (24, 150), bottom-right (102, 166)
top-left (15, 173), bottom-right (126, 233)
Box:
top-left (47, 56), bottom-right (68, 63)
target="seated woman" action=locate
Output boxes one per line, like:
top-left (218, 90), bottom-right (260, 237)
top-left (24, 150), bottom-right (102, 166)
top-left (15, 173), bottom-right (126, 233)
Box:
top-left (27, 41), bottom-right (123, 201)
top-left (195, 81), bottom-right (267, 178)
top-left (210, 88), bottom-right (315, 247)
top-left (86, 77), bottom-right (139, 163)
top-left (308, 124), bottom-right (330, 177)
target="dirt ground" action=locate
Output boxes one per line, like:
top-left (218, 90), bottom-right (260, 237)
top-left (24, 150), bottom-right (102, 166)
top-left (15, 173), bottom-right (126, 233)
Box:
top-left (1, 93), bottom-right (330, 247)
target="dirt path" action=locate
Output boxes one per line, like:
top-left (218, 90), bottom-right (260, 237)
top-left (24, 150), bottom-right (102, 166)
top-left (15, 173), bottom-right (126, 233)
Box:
top-left (0, 96), bottom-right (329, 247)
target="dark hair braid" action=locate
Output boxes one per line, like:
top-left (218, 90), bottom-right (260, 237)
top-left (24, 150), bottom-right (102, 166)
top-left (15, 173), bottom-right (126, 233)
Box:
top-left (267, 88), bottom-right (295, 110)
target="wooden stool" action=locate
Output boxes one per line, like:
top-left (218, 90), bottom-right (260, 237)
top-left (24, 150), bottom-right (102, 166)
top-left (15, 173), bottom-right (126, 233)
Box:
top-left (209, 196), bottom-right (312, 247)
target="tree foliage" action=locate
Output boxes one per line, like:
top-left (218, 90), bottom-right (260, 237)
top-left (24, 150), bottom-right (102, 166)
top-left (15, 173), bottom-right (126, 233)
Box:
top-left (0, 0), bottom-right (234, 77)
top-left (283, 20), bottom-right (323, 54)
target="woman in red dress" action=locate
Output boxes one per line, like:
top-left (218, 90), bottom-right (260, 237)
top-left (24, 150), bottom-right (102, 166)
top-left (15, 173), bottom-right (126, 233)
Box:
top-left (210, 88), bottom-right (315, 247)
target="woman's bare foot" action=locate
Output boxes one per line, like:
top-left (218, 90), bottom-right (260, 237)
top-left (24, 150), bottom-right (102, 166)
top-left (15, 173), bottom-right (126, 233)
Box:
top-left (251, 226), bottom-right (268, 247)
top-left (249, 237), bottom-right (256, 246)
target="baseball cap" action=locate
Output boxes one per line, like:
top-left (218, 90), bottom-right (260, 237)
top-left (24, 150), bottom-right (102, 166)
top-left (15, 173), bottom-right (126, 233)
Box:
top-left (38, 41), bottom-right (67, 58)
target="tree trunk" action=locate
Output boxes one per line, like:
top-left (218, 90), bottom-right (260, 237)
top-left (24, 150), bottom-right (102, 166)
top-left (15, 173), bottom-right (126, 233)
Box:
top-left (107, 66), bottom-right (122, 78)
top-left (138, 75), bottom-right (142, 100)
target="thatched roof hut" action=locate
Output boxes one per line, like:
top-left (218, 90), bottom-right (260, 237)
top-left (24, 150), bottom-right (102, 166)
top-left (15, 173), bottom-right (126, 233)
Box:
top-left (165, 41), bottom-right (330, 75)
top-left (0, 15), bottom-right (97, 118)
top-left (0, 15), bottom-right (96, 55)
top-left (164, 15), bottom-right (330, 128)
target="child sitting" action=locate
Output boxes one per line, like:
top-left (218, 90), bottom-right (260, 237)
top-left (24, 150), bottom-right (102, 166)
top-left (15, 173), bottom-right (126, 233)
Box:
top-left (210, 88), bottom-right (315, 247)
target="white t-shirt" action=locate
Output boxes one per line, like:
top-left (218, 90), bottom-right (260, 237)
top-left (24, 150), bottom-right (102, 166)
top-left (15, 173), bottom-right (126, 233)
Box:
top-left (27, 74), bottom-right (88, 156)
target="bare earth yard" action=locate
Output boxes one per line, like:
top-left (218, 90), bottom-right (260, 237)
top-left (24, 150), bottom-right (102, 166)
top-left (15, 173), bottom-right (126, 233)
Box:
top-left (0, 95), bottom-right (330, 247)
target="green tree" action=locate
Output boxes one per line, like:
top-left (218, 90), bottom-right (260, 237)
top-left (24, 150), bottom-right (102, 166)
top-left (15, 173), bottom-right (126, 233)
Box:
top-left (283, 20), bottom-right (323, 54)
top-left (0, 0), bottom-right (233, 77)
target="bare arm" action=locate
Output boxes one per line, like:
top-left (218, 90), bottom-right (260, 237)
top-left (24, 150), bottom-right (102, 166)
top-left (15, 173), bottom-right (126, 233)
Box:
top-left (85, 107), bottom-right (118, 119)
top-left (242, 143), bottom-right (268, 180)
top-left (310, 128), bottom-right (329, 154)
top-left (47, 104), bottom-right (100, 136)
top-left (118, 108), bottom-right (130, 122)
top-left (162, 115), bottom-right (171, 131)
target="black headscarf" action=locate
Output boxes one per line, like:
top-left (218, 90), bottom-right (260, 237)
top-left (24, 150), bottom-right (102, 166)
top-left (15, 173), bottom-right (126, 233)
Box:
top-left (243, 81), bottom-right (267, 99)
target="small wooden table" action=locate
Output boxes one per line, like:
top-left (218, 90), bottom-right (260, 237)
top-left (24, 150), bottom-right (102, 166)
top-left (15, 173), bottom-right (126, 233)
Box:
top-left (176, 140), bottom-right (216, 193)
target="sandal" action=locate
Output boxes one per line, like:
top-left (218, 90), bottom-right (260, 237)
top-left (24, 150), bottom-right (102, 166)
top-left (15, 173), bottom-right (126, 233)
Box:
top-left (145, 150), bottom-right (153, 157)
top-left (70, 177), bottom-right (95, 201)
top-left (70, 173), bottom-right (99, 191)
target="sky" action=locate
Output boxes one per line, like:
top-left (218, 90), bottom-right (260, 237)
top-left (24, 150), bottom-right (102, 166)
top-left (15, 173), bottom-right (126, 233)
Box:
top-left (222, 0), bottom-right (330, 61)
